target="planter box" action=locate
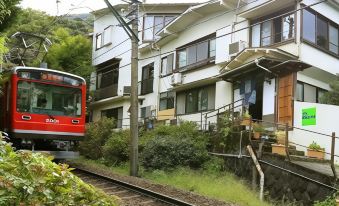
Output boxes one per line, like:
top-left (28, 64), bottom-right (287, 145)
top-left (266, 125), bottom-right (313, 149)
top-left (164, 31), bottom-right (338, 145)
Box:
top-left (253, 132), bottom-right (261, 140)
top-left (272, 144), bottom-right (286, 156)
top-left (241, 118), bottom-right (251, 126)
top-left (307, 149), bottom-right (325, 159)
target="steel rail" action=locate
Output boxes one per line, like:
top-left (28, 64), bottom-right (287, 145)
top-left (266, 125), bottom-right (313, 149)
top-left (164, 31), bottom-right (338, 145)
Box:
top-left (74, 167), bottom-right (196, 206)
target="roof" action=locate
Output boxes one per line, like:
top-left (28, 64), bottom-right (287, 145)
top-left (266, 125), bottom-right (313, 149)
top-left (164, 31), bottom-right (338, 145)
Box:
top-left (218, 48), bottom-right (310, 82)
top-left (92, 2), bottom-right (200, 16)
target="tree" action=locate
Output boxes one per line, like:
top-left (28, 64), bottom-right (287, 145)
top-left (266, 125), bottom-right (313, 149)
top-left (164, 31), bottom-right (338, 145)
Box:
top-left (45, 28), bottom-right (94, 82)
top-left (0, 0), bottom-right (21, 32)
top-left (321, 75), bottom-right (339, 106)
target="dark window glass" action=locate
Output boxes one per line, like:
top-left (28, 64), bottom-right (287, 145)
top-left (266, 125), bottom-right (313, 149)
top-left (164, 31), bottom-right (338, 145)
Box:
top-left (141, 63), bottom-right (154, 94)
top-left (101, 107), bottom-right (123, 128)
top-left (186, 90), bottom-right (198, 113)
top-left (317, 16), bottom-right (328, 49)
top-left (303, 10), bottom-right (316, 43)
top-left (97, 67), bottom-right (119, 89)
top-left (159, 91), bottom-right (174, 111)
top-left (273, 18), bottom-right (282, 43)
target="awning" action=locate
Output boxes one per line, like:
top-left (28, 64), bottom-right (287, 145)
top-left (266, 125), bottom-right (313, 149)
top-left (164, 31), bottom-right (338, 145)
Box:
top-left (218, 48), bottom-right (310, 82)
top-left (169, 76), bottom-right (219, 92)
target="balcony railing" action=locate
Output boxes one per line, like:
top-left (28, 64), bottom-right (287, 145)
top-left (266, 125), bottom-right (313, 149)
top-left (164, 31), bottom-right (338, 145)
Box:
top-left (139, 78), bottom-right (153, 95)
top-left (94, 84), bottom-right (118, 101)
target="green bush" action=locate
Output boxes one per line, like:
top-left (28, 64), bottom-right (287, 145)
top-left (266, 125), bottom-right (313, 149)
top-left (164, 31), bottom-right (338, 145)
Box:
top-left (79, 117), bottom-right (116, 160)
top-left (0, 136), bottom-right (120, 206)
top-left (102, 130), bottom-right (130, 165)
top-left (141, 122), bottom-right (209, 170)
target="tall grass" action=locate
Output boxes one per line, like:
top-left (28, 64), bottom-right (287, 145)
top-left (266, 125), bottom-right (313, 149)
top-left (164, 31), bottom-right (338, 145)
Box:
top-left (69, 158), bottom-right (271, 206)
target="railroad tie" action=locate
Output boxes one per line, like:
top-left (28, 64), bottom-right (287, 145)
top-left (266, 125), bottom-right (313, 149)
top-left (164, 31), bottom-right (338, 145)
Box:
top-left (121, 194), bottom-right (141, 200)
top-left (107, 190), bottom-right (128, 195)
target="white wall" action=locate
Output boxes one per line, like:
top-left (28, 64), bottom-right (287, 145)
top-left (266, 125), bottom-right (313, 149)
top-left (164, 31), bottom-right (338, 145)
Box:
top-left (291, 101), bottom-right (339, 162)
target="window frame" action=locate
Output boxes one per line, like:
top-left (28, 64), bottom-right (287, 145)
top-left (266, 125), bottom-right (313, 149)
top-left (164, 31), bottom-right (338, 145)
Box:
top-left (96, 63), bottom-right (119, 90)
top-left (296, 81), bottom-right (328, 103)
top-left (95, 33), bottom-right (103, 50)
top-left (140, 63), bottom-right (154, 95)
top-left (301, 8), bottom-right (339, 57)
top-left (250, 8), bottom-right (296, 48)
top-left (160, 53), bottom-right (174, 77)
top-left (184, 87), bottom-right (209, 114)
top-left (142, 14), bottom-right (178, 42)
top-left (101, 107), bottom-right (123, 128)
top-left (175, 34), bottom-right (216, 72)
top-left (159, 91), bottom-right (175, 111)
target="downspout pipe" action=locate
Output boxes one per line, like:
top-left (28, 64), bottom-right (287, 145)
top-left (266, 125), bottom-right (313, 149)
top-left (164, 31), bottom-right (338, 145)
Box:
top-left (247, 145), bottom-right (264, 201)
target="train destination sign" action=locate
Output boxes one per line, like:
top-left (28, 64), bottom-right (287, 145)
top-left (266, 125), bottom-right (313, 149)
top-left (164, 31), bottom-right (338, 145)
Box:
top-left (302, 107), bottom-right (316, 126)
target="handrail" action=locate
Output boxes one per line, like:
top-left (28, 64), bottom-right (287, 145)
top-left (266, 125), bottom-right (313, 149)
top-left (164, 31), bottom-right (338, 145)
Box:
top-left (204, 98), bottom-right (244, 116)
top-left (252, 118), bottom-right (339, 139)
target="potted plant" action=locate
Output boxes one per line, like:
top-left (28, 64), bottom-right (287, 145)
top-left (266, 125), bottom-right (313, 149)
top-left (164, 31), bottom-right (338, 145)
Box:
top-left (271, 143), bottom-right (286, 156)
top-left (307, 141), bottom-right (325, 159)
top-left (240, 111), bottom-right (251, 126)
top-left (275, 130), bottom-right (286, 145)
top-left (253, 123), bottom-right (265, 139)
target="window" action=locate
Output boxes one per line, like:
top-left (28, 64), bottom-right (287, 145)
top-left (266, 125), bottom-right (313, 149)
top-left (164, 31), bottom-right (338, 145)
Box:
top-left (185, 88), bottom-right (209, 113)
top-left (143, 15), bottom-right (177, 41)
top-left (251, 12), bottom-right (295, 47)
top-left (159, 91), bottom-right (174, 111)
top-left (95, 26), bottom-right (113, 50)
top-left (97, 66), bottom-right (119, 89)
top-left (295, 81), bottom-right (327, 103)
top-left (17, 81), bottom-right (82, 117)
top-left (141, 63), bottom-right (154, 95)
top-left (303, 9), bottom-right (316, 43)
top-left (96, 33), bottom-right (102, 49)
top-left (329, 25), bottom-right (339, 54)
top-left (177, 36), bottom-right (216, 70)
top-left (302, 9), bottom-right (339, 55)
top-left (161, 54), bottom-right (174, 76)
top-left (101, 107), bottom-right (123, 128)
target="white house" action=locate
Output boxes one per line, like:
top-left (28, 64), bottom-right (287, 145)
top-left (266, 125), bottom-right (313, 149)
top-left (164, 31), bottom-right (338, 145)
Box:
top-left (90, 0), bottom-right (339, 160)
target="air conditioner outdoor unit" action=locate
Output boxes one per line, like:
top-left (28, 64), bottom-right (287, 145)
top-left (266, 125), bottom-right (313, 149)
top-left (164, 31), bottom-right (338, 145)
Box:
top-left (229, 40), bottom-right (247, 58)
top-left (123, 86), bottom-right (131, 95)
top-left (170, 73), bottom-right (182, 86)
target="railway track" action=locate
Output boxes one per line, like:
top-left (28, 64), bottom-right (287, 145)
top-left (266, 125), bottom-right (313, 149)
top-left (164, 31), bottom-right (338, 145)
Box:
top-left (73, 168), bottom-right (196, 206)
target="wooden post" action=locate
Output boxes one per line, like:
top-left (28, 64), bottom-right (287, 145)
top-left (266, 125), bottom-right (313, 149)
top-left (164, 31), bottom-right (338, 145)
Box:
top-left (285, 123), bottom-right (291, 161)
top-left (331, 132), bottom-right (337, 180)
top-left (249, 117), bottom-right (252, 142)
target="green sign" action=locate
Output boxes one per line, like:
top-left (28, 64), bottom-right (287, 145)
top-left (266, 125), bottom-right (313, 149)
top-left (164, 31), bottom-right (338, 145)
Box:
top-left (302, 107), bottom-right (316, 126)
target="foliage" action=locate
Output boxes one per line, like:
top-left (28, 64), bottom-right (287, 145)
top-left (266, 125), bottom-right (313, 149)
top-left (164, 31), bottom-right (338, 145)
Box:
top-left (321, 74), bottom-right (339, 106)
top-left (102, 130), bottom-right (130, 165)
top-left (141, 122), bottom-right (209, 170)
top-left (45, 28), bottom-right (94, 83)
top-left (0, 0), bottom-right (21, 32)
top-left (314, 193), bottom-right (336, 206)
top-left (0, 36), bottom-right (8, 64)
top-left (242, 110), bottom-right (251, 118)
top-left (79, 117), bottom-right (116, 160)
top-left (308, 141), bottom-right (324, 151)
top-left (253, 123), bottom-right (265, 133)
top-left (0, 135), bottom-right (120, 206)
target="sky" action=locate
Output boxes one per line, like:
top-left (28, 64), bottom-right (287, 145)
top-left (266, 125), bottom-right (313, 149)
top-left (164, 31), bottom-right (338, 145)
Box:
top-left (20, 0), bottom-right (208, 16)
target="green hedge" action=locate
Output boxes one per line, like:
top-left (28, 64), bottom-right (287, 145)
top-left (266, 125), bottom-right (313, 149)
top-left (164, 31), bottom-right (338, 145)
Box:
top-left (141, 122), bottom-right (209, 170)
top-left (0, 136), bottom-right (120, 206)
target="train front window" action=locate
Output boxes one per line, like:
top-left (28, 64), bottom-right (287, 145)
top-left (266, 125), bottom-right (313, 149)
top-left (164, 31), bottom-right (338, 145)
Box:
top-left (17, 81), bottom-right (82, 117)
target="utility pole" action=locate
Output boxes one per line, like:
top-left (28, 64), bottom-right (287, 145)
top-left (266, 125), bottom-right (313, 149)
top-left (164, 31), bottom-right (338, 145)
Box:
top-left (103, 0), bottom-right (139, 176)
top-left (129, 0), bottom-right (139, 177)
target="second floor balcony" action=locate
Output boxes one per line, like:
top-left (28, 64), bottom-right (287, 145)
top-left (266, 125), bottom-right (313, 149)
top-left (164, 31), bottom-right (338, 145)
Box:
top-left (94, 83), bottom-right (118, 101)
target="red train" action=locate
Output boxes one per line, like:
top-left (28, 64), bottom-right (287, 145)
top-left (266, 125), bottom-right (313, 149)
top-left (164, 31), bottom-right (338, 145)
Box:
top-left (0, 67), bottom-right (86, 154)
